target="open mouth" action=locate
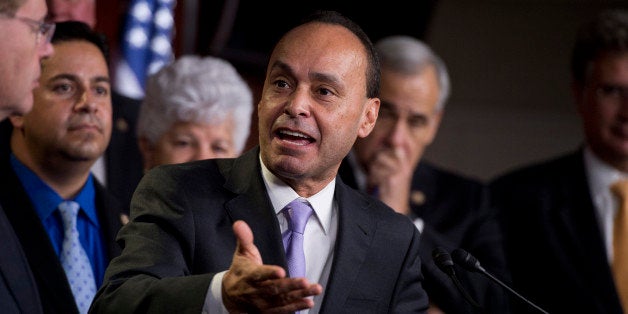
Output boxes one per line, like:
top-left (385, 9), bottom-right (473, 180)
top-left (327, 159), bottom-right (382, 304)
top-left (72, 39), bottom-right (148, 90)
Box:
top-left (277, 129), bottom-right (315, 145)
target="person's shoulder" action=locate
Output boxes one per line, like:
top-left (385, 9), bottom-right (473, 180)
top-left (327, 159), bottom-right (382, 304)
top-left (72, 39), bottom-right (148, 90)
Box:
top-left (144, 158), bottom-right (226, 184)
top-left (93, 179), bottom-right (129, 223)
top-left (489, 150), bottom-right (583, 199)
top-left (337, 178), bottom-right (406, 217)
top-left (415, 160), bottom-right (484, 191)
top-left (491, 150), bottom-right (579, 186)
top-left (352, 187), bottom-right (417, 231)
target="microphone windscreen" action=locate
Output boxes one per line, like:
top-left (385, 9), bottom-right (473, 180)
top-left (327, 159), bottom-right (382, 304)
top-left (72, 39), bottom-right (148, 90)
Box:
top-left (452, 248), bottom-right (481, 272)
top-left (432, 247), bottom-right (454, 275)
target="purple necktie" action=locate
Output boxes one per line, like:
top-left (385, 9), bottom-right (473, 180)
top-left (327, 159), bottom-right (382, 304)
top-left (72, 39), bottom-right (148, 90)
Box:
top-left (282, 199), bottom-right (313, 278)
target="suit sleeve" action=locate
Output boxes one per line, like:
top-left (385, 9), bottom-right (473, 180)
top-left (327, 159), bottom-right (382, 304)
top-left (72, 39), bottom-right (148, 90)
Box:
top-left (90, 165), bottom-right (215, 314)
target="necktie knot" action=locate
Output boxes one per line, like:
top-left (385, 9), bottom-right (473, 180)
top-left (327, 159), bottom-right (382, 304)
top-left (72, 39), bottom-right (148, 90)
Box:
top-left (284, 199), bottom-right (313, 234)
top-left (282, 199), bottom-right (313, 279)
top-left (58, 200), bottom-right (80, 232)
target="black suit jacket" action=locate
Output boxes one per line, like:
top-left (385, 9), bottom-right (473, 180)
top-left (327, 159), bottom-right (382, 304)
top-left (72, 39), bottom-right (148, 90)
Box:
top-left (106, 91), bottom-right (143, 209)
top-left (0, 204), bottom-right (44, 314)
top-left (91, 147), bottom-right (429, 313)
top-left (339, 159), bottom-right (511, 314)
top-left (0, 153), bottom-right (126, 314)
top-left (490, 148), bottom-right (623, 314)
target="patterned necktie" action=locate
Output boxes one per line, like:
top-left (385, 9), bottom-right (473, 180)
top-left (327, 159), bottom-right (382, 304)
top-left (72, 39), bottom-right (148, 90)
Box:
top-left (610, 180), bottom-right (628, 311)
top-left (282, 199), bottom-right (313, 278)
top-left (58, 201), bottom-right (97, 314)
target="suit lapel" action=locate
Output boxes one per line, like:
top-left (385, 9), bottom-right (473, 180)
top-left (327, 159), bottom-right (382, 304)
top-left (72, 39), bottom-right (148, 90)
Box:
top-left (94, 181), bottom-right (124, 260)
top-left (222, 148), bottom-right (287, 268)
top-left (320, 181), bottom-right (377, 310)
top-left (0, 165), bottom-right (77, 313)
top-left (0, 205), bottom-right (43, 313)
top-left (554, 152), bottom-right (620, 306)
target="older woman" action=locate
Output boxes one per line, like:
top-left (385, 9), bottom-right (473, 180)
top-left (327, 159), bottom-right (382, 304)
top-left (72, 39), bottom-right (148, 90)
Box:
top-left (137, 55), bottom-right (253, 171)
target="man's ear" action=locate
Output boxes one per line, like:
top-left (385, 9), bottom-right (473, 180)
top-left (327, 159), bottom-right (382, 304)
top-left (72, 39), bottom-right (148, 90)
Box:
top-left (357, 98), bottom-right (380, 139)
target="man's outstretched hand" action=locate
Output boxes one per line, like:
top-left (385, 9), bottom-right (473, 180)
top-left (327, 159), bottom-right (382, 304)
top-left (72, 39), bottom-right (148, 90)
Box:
top-left (222, 220), bottom-right (323, 313)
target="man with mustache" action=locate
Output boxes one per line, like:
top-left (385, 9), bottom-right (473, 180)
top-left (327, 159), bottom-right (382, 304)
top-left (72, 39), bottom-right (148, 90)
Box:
top-left (43, 0), bottom-right (143, 208)
top-left (91, 10), bottom-right (428, 314)
top-left (0, 21), bottom-right (125, 314)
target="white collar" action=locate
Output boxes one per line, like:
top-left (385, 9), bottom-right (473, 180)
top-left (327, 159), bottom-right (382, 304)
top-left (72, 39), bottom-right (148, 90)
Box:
top-left (260, 155), bottom-right (335, 235)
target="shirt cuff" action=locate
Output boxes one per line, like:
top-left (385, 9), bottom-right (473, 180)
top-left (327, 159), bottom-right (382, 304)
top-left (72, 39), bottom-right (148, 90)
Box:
top-left (202, 270), bottom-right (229, 314)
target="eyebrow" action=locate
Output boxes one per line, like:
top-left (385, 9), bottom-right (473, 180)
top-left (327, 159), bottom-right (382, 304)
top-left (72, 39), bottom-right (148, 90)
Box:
top-left (50, 74), bottom-right (110, 84)
top-left (270, 60), bottom-right (343, 87)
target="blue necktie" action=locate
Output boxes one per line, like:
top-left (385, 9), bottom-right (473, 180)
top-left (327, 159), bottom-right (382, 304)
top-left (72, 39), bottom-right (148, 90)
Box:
top-left (282, 199), bottom-right (313, 279)
top-left (58, 201), bottom-right (97, 314)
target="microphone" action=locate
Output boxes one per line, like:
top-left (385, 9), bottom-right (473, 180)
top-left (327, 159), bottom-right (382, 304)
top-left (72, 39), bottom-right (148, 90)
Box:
top-left (432, 247), bottom-right (484, 312)
top-left (451, 248), bottom-right (550, 314)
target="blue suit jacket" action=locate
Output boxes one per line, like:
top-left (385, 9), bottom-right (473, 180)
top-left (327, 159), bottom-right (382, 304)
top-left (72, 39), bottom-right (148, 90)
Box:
top-left (91, 147), bottom-right (429, 313)
top-left (490, 148), bottom-right (623, 314)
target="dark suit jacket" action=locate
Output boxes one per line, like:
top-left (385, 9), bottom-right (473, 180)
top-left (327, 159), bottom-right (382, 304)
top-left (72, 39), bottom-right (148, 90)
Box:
top-left (0, 153), bottom-right (126, 314)
top-left (339, 159), bottom-right (511, 314)
top-left (490, 148), bottom-right (623, 314)
top-left (106, 91), bottom-right (143, 209)
top-left (91, 147), bottom-right (429, 313)
top-left (0, 204), bottom-right (44, 314)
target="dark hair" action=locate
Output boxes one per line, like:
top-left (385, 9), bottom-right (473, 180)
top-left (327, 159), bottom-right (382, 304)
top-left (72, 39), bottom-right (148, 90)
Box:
top-left (571, 9), bottom-right (628, 85)
top-left (51, 21), bottom-right (110, 65)
top-left (279, 10), bottom-right (380, 99)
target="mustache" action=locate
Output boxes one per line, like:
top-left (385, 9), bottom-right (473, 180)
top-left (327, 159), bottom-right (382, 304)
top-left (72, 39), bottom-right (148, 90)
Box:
top-left (67, 113), bottom-right (105, 132)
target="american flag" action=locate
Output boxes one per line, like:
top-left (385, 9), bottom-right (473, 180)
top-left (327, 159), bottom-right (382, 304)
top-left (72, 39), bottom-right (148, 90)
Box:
top-left (114, 0), bottom-right (176, 99)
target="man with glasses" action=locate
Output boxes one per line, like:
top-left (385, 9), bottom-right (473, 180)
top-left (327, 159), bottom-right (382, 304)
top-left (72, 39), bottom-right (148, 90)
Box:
top-left (0, 0), bottom-right (53, 313)
top-left (0, 0), bottom-right (54, 120)
top-left (0, 20), bottom-right (125, 314)
top-left (491, 9), bottom-right (628, 314)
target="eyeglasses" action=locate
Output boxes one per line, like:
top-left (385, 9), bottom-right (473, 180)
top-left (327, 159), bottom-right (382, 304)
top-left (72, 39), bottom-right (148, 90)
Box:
top-left (0, 13), bottom-right (55, 46)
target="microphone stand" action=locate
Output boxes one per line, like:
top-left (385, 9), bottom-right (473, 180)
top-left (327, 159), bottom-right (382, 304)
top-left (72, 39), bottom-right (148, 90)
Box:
top-left (452, 248), bottom-right (550, 314)
top-left (432, 247), bottom-right (485, 313)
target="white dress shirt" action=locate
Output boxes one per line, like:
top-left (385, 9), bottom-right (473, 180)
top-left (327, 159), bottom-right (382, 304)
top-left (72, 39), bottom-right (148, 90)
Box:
top-left (204, 156), bottom-right (338, 313)
top-left (583, 147), bottom-right (627, 263)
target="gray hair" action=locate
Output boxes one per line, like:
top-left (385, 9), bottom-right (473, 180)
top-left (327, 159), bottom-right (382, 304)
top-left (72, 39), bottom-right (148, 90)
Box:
top-left (0, 0), bottom-right (26, 15)
top-left (137, 55), bottom-right (254, 154)
top-left (375, 35), bottom-right (451, 111)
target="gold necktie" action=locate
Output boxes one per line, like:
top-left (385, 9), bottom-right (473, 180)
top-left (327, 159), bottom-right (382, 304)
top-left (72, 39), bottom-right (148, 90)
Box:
top-left (610, 180), bottom-right (628, 311)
